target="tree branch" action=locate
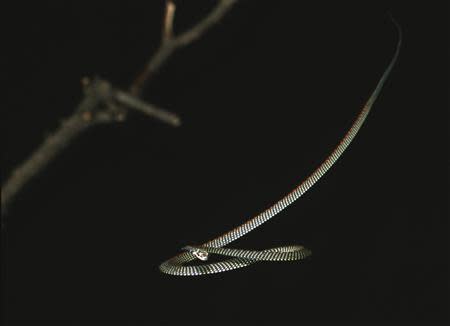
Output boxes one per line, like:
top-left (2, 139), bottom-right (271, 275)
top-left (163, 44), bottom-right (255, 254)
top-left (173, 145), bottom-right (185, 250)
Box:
top-left (2, 80), bottom-right (107, 215)
top-left (2, 79), bottom-right (180, 216)
top-left (2, 0), bottom-right (237, 218)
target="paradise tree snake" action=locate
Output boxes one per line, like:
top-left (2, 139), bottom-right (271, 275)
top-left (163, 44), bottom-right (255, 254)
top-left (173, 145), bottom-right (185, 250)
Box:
top-left (159, 20), bottom-right (401, 276)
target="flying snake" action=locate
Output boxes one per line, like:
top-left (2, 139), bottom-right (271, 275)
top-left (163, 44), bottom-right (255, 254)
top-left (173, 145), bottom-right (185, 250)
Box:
top-left (159, 18), bottom-right (402, 276)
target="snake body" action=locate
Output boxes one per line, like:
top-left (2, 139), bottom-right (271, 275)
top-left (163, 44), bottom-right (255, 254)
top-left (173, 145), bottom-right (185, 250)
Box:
top-left (159, 21), bottom-right (401, 276)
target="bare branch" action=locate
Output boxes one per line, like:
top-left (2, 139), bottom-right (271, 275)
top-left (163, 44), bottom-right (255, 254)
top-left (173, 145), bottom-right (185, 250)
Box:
top-left (2, 114), bottom-right (90, 216)
top-left (130, 0), bottom-right (237, 96)
top-left (1, 80), bottom-right (106, 215)
top-left (2, 0), bottom-right (238, 218)
top-left (1, 79), bottom-right (179, 216)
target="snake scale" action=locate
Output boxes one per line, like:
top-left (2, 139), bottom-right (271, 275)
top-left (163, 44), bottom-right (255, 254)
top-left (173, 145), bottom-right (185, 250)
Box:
top-left (159, 20), bottom-right (401, 276)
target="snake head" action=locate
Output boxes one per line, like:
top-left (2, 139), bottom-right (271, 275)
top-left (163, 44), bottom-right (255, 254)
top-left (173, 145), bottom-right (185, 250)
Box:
top-left (182, 246), bottom-right (209, 261)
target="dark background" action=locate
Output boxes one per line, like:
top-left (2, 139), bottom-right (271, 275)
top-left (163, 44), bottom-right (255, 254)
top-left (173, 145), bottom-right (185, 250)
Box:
top-left (2, 1), bottom-right (449, 325)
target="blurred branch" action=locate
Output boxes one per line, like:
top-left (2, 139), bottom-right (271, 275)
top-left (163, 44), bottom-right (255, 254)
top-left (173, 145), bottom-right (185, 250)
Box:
top-left (2, 0), bottom-right (237, 218)
top-left (1, 80), bottom-right (179, 216)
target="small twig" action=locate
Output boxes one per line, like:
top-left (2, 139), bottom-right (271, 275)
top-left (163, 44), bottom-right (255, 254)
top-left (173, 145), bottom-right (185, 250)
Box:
top-left (130, 0), bottom-right (237, 96)
top-left (114, 89), bottom-right (181, 127)
top-left (162, 0), bottom-right (176, 42)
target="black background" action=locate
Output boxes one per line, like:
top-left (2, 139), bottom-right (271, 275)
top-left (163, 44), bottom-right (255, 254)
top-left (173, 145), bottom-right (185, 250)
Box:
top-left (2, 1), bottom-right (449, 325)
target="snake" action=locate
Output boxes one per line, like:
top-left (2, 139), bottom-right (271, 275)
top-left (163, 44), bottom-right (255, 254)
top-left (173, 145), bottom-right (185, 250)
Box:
top-left (159, 19), bottom-right (402, 276)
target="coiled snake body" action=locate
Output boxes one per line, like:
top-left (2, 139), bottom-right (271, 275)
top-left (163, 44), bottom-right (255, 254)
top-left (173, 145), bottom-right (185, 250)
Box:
top-left (159, 21), bottom-right (402, 276)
